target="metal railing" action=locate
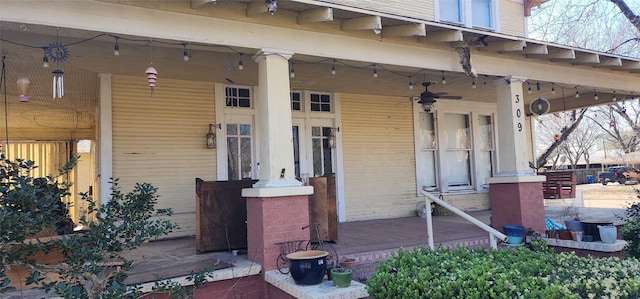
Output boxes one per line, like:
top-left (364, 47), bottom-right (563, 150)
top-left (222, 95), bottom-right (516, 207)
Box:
top-left (422, 190), bottom-right (507, 249)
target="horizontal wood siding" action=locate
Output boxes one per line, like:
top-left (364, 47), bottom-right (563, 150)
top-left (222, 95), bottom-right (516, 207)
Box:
top-left (112, 75), bottom-right (216, 238)
top-left (321, 0), bottom-right (435, 21)
top-left (341, 94), bottom-right (418, 221)
top-left (499, 0), bottom-right (526, 36)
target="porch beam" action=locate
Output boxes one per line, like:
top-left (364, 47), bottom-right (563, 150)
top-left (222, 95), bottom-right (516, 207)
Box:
top-left (246, 1), bottom-right (269, 17)
top-left (381, 24), bottom-right (426, 38)
top-left (190, 0), bottom-right (216, 9)
top-left (341, 16), bottom-right (382, 33)
top-left (478, 40), bottom-right (526, 52)
top-left (424, 29), bottom-right (463, 43)
top-left (593, 57), bottom-right (622, 68)
top-left (297, 7), bottom-right (333, 24)
top-left (523, 44), bottom-right (548, 55)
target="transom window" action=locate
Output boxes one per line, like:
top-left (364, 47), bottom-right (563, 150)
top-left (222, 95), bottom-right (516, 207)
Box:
top-left (225, 87), bottom-right (251, 108)
top-left (310, 93), bottom-right (331, 112)
top-left (291, 91), bottom-right (302, 111)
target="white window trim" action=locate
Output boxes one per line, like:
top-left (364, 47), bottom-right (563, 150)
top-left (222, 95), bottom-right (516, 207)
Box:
top-left (434, 0), bottom-right (499, 32)
top-left (413, 100), bottom-right (498, 195)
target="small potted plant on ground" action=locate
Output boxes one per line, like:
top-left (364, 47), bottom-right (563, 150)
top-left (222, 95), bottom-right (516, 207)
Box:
top-left (330, 266), bottom-right (352, 288)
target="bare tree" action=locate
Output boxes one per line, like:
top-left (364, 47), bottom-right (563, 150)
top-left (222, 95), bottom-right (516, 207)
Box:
top-left (588, 100), bottom-right (640, 153)
top-left (535, 109), bottom-right (589, 168)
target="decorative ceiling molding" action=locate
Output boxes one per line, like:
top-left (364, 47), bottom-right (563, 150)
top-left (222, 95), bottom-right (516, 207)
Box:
top-left (527, 48), bottom-right (575, 60)
top-left (190, 0), bottom-right (216, 9)
top-left (424, 30), bottom-right (463, 43)
top-left (478, 40), bottom-right (526, 52)
top-left (340, 16), bottom-right (382, 33)
top-left (567, 53), bottom-right (600, 65)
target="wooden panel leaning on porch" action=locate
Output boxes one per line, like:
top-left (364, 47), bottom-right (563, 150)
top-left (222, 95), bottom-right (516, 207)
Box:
top-left (195, 178), bottom-right (256, 253)
top-left (542, 171), bottom-right (576, 199)
top-left (308, 175), bottom-right (338, 242)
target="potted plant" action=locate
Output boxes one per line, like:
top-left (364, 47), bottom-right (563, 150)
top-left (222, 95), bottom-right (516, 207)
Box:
top-left (562, 206), bottom-right (583, 232)
top-left (330, 267), bottom-right (352, 288)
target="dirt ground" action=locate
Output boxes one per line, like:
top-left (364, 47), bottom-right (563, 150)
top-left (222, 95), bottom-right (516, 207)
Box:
top-left (577, 182), bottom-right (640, 209)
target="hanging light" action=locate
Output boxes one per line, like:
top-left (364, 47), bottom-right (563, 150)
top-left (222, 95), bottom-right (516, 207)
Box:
top-left (42, 53), bottom-right (49, 68)
top-left (472, 79), bottom-right (476, 89)
top-left (182, 43), bottom-right (189, 62)
top-left (206, 124), bottom-right (217, 148)
top-left (408, 77), bottom-right (413, 90)
top-left (536, 82), bottom-right (541, 92)
top-left (527, 82), bottom-right (532, 94)
top-left (145, 65), bottom-right (158, 96)
top-left (594, 89), bottom-right (599, 100)
top-left (441, 71), bottom-right (446, 85)
top-left (290, 62), bottom-right (295, 78)
top-left (331, 59), bottom-right (336, 75)
top-left (613, 90), bottom-right (617, 101)
top-left (551, 83), bottom-right (556, 95)
top-left (16, 76), bottom-right (31, 102)
top-left (372, 64), bottom-right (378, 78)
top-left (52, 69), bottom-right (64, 99)
top-left (238, 54), bottom-right (244, 70)
top-left (574, 87), bottom-right (580, 98)
top-left (113, 36), bottom-right (120, 56)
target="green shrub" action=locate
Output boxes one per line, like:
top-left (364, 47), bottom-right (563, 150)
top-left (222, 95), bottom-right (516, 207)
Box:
top-left (366, 246), bottom-right (640, 299)
top-left (621, 217), bottom-right (640, 259)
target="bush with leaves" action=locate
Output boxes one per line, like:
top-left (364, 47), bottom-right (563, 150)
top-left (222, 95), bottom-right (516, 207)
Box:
top-left (366, 246), bottom-right (640, 299)
top-left (0, 156), bottom-right (76, 292)
top-left (621, 190), bottom-right (640, 258)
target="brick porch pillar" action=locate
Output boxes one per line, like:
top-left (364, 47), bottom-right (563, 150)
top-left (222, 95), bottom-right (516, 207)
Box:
top-left (487, 76), bottom-right (546, 233)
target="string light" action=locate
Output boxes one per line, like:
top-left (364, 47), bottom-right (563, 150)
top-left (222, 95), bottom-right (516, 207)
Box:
top-left (536, 82), bottom-right (541, 92)
top-left (613, 90), bottom-right (617, 101)
top-left (408, 77), bottom-right (413, 90)
top-left (551, 83), bottom-right (556, 94)
top-left (575, 87), bottom-right (580, 98)
top-left (331, 59), bottom-right (336, 75)
top-left (527, 82), bottom-right (532, 94)
top-left (238, 53), bottom-right (244, 70)
top-left (290, 62), bottom-right (295, 78)
top-left (41, 49), bottom-right (49, 68)
top-left (594, 89), bottom-right (598, 100)
top-left (182, 43), bottom-right (189, 61)
top-left (472, 79), bottom-right (477, 89)
top-left (372, 64), bottom-right (378, 78)
top-left (441, 71), bottom-right (446, 85)
top-left (113, 36), bottom-right (120, 56)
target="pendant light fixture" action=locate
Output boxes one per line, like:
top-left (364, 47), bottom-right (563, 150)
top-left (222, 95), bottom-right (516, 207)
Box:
top-left (16, 76), bottom-right (31, 102)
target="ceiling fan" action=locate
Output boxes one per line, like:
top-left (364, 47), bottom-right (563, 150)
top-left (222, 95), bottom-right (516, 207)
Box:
top-left (416, 82), bottom-right (462, 112)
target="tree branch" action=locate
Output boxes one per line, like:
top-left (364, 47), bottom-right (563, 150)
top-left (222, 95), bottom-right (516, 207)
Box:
top-left (610, 0), bottom-right (640, 31)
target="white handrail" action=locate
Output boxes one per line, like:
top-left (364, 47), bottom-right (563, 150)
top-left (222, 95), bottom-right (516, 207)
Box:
top-left (421, 190), bottom-right (508, 249)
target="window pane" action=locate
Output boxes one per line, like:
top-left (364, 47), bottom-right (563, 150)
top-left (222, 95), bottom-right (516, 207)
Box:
top-left (312, 127), bottom-right (321, 137)
top-left (440, 0), bottom-right (461, 23)
top-left (419, 113), bottom-right (436, 149)
top-left (227, 124), bottom-right (238, 136)
top-left (472, 0), bottom-right (492, 28)
top-left (323, 138), bottom-right (332, 175)
top-left (292, 126), bottom-right (300, 178)
top-left (312, 138), bottom-right (322, 176)
top-left (479, 115), bottom-right (493, 150)
top-left (478, 151), bottom-right (493, 187)
top-left (239, 124), bottom-right (251, 136)
top-left (291, 92), bottom-right (302, 111)
top-left (227, 137), bottom-right (239, 180)
top-left (240, 137), bottom-right (252, 179)
top-left (225, 87), bottom-right (251, 108)
top-left (446, 150), bottom-right (471, 186)
top-left (310, 93), bottom-right (331, 112)
top-left (444, 114), bottom-right (470, 149)
top-left (419, 150), bottom-right (437, 189)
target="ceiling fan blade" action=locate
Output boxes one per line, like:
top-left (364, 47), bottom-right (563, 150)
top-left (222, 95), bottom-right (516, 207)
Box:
top-left (438, 95), bottom-right (463, 99)
top-left (432, 92), bottom-right (448, 96)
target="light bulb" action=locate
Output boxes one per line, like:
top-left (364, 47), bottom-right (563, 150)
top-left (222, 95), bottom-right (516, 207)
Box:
top-left (575, 89), bottom-right (580, 98)
top-left (183, 50), bottom-right (189, 61)
top-left (290, 68), bottom-right (295, 78)
top-left (441, 71), bottom-right (446, 85)
top-left (42, 55), bottom-right (49, 68)
top-left (238, 60), bottom-right (244, 70)
top-left (409, 80), bottom-right (413, 90)
top-left (472, 80), bottom-right (477, 89)
top-left (373, 66), bottom-right (378, 78)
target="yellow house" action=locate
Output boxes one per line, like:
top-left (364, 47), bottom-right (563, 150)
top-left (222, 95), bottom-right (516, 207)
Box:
top-left (0, 0), bottom-right (638, 240)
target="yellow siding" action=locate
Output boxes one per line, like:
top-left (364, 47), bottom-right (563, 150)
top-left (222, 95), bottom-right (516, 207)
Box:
top-left (320, 0), bottom-right (435, 21)
top-left (341, 93), bottom-right (418, 221)
top-left (499, 0), bottom-right (526, 36)
top-left (111, 75), bottom-right (216, 238)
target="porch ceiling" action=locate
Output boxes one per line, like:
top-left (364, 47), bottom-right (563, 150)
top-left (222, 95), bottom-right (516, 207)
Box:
top-left (0, 0), bottom-right (638, 140)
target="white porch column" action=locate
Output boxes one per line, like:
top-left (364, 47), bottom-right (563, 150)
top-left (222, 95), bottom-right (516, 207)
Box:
top-left (494, 76), bottom-right (534, 176)
top-left (251, 48), bottom-right (302, 188)
top-left (98, 73), bottom-right (113, 206)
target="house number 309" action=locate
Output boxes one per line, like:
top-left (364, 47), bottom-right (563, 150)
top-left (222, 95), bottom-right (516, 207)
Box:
top-left (515, 95), bottom-right (523, 132)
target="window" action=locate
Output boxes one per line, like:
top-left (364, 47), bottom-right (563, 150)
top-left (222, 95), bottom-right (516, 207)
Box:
top-left (292, 125), bottom-right (301, 178)
top-left (478, 115), bottom-right (494, 188)
top-left (291, 92), bottom-right (302, 111)
top-left (310, 93), bottom-right (331, 112)
top-left (418, 113), bottom-right (438, 190)
top-left (311, 126), bottom-right (333, 176)
top-left (437, 0), bottom-right (495, 30)
top-left (227, 123), bottom-right (253, 179)
top-left (440, 0), bottom-right (462, 23)
top-left (225, 87), bottom-right (251, 108)
top-left (444, 113), bottom-right (472, 189)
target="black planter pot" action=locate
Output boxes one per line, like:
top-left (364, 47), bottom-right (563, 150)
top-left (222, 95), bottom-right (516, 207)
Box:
top-left (286, 250), bottom-right (329, 285)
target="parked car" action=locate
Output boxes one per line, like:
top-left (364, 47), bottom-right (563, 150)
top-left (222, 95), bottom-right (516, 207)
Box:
top-left (598, 166), bottom-right (640, 185)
